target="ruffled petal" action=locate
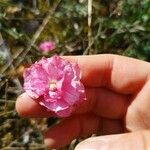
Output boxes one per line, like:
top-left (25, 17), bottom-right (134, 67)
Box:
top-left (23, 55), bottom-right (86, 117)
top-left (23, 64), bottom-right (49, 98)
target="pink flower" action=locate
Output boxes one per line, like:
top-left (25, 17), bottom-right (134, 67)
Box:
top-left (39, 41), bottom-right (55, 52)
top-left (23, 55), bottom-right (86, 117)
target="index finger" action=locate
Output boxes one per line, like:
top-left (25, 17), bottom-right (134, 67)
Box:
top-left (64, 54), bottom-right (150, 94)
top-left (16, 87), bottom-right (128, 118)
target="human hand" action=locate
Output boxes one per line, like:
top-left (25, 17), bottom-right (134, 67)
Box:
top-left (16, 54), bottom-right (150, 149)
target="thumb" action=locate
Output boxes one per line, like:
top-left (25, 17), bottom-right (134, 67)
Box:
top-left (75, 130), bottom-right (150, 150)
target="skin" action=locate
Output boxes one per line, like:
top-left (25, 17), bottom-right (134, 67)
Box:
top-left (16, 54), bottom-right (150, 150)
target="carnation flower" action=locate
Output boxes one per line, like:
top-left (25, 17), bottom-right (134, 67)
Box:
top-left (39, 41), bottom-right (55, 52)
top-left (23, 55), bottom-right (86, 117)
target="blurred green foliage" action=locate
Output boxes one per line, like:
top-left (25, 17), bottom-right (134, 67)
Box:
top-left (0, 0), bottom-right (149, 59)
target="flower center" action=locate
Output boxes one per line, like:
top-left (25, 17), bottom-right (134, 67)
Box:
top-left (49, 80), bottom-right (57, 91)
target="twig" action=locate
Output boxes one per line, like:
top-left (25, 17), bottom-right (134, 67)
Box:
top-left (0, 0), bottom-right (62, 74)
top-left (0, 33), bottom-right (22, 93)
top-left (4, 79), bottom-right (8, 112)
top-left (0, 0), bottom-right (62, 90)
top-left (0, 47), bottom-right (23, 74)
top-left (0, 99), bottom-right (16, 103)
top-left (3, 145), bottom-right (46, 150)
top-left (84, 21), bottom-right (102, 54)
top-left (15, 0), bottom-right (62, 68)
top-left (3, 127), bottom-right (46, 150)
top-left (0, 110), bottom-right (14, 117)
top-left (84, 0), bottom-right (93, 55)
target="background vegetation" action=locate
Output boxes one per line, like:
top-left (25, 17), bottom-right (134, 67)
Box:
top-left (0, 0), bottom-right (150, 149)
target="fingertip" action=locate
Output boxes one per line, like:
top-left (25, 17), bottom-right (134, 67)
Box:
top-left (16, 93), bottom-right (50, 118)
top-left (16, 93), bottom-right (31, 117)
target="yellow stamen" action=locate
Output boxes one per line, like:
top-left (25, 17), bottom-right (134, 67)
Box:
top-left (49, 80), bottom-right (57, 91)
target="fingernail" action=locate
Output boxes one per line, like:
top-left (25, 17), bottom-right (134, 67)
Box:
top-left (75, 140), bottom-right (109, 150)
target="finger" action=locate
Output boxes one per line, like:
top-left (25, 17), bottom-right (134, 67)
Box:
top-left (75, 130), bottom-right (150, 150)
top-left (63, 54), bottom-right (150, 94)
top-left (100, 118), bottom-right (123, 135)
top-left (75, 88), bottom-right (129, 119)
top-left (126, 80), bottom-right (150, 131)
top-left (44, 114), bottom-right (123, 149)
top-left (16, 93), bottom-right (53, 118)
top-left (16, 87), bottom-right (129, 118)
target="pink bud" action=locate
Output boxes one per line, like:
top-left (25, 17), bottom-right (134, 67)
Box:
top-left (39, 41), bottom-right (55, 52)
